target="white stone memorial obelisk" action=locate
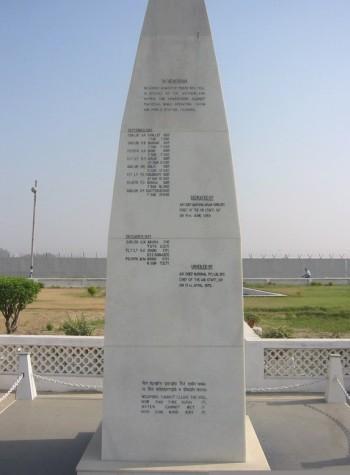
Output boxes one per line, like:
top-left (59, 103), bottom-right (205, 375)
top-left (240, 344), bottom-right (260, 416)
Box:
top-left (78, 0), bottom-right (269, 472)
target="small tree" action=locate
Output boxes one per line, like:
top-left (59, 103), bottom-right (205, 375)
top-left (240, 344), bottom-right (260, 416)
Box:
top-left (0, 277), bottom-right (41, 334)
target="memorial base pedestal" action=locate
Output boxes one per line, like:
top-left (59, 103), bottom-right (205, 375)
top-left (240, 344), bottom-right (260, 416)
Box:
top-left (77, 417), bottom-right (270, 474)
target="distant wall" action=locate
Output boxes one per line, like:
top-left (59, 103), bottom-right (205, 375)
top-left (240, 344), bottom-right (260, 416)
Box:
top-left (0, 256), bottom-right (106, 278)
top-left (243, 258), bottom-right (350, 279)
top-left (0, 256), bottom-right (349, 279)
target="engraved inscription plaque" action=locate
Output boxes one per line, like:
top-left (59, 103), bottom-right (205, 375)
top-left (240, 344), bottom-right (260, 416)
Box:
top-left (140, 380), bottom-right (208, 416)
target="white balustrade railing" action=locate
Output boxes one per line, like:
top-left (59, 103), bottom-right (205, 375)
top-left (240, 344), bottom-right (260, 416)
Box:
top-left (244, 324), bottom-right (350, 392)
top-left (0, 335), bottom-right (103, 392)
top-left (1, 331), bottom-right (350, 393)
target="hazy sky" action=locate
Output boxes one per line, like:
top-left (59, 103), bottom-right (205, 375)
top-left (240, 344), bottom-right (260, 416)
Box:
top-left (1, 0), bottom-right (349, 257)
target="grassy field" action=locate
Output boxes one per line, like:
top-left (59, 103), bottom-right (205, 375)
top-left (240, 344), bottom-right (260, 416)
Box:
top-left (0, 285), bottom-right (349, 337)
top-left (244, 284), bottom-right (350, 338)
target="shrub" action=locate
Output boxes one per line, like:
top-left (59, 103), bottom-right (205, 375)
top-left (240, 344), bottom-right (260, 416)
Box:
top-left (87, 286), bottom-right (97, 297)
top-left (0, 277), bottom-right (41, 334)
top-left (263, 326), bottom-right (293, 338)
top-left (60, 315), bottom-right (93, 336)
top-left (244, 312), bottom-right (260, 328)
top-left (46, 322), bottom-right (54, 331)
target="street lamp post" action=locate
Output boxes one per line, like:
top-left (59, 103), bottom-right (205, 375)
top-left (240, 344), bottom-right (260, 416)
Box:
top-left (29, 180), bottom-right (38, 278)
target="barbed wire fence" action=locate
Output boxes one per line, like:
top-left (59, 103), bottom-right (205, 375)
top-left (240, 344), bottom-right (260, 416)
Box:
top-left (246, 253), bottom-right (350, 259)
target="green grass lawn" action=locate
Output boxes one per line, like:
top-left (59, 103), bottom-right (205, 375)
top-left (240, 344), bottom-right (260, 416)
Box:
top-left (244, 284), bottom-right (350, 338)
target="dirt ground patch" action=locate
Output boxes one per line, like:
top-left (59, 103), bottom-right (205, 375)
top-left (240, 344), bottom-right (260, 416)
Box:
top-left (0, 288), bottom-right (105, 335)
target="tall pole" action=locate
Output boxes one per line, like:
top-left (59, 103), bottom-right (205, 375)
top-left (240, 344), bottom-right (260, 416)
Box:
top-left (29, 180), bottom-right (38, 278)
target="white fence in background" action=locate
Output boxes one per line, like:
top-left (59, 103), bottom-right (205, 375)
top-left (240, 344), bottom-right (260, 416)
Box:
top-left (0, 330), bottom-right (350, 392)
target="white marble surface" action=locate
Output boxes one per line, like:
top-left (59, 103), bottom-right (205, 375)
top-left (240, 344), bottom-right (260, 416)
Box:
top-left (102, 347), bottom-right (245, 462)
top-left (109, 132), bottom-right (240, 239)
top-left (102, 0), bottom-right (246, 463)
top-left (104, 238), bottom-right (243, 347)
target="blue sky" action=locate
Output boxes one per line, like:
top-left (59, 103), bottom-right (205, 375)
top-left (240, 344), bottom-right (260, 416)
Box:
top-left (1, 0), bottom-right (349, 257)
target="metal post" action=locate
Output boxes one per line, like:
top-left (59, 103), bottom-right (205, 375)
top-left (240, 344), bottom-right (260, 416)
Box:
top-left (29, 180), bottom-right (38, 278)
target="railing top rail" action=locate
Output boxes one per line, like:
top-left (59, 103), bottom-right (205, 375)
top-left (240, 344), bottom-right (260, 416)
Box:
top-left (0, 335), bottom-right (104, 346)
top-left (244, 335), bottom-right (350, 345)
top-left (258, 339), bottom-right (350, 347)
top-left (0, 334), bottom-right (349, 347)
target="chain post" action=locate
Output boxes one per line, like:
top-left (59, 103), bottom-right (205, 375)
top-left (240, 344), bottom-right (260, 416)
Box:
top-left (16, 353), bottom-right (37, 400)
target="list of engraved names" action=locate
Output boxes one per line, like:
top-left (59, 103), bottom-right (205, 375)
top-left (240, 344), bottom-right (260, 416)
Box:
top-left (126, 129), bottom-right (170, 197)
top-left (125, 235), bottom-right (170, 266)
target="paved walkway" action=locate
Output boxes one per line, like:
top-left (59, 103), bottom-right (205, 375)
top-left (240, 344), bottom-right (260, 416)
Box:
top-left (0, 393), bottom-right (350, 474)
top-left (248, 394), bottom-right (350, 471)
top-left (0, 393), bottom-right (102, 475)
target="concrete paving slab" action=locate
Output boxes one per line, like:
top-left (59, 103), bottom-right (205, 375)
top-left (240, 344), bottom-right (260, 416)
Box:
top-left (247, 394), bottom-right (350, 471)
top-left (0, 393), bottom-right (102, 475)
top-left (0, 393), bottom-right (15, 416)
top-left (0, 394), bottom-right (349, 474)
